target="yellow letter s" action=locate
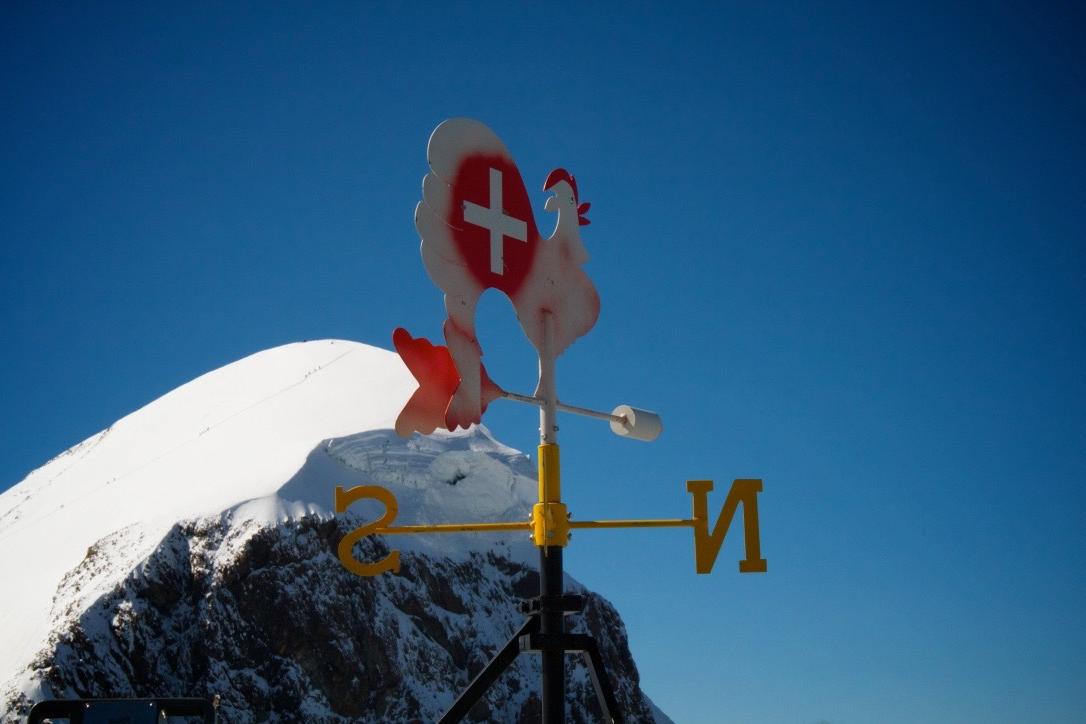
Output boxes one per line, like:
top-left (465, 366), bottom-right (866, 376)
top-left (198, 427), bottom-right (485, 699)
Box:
top-left (335, 485), bottom-right (401, 576)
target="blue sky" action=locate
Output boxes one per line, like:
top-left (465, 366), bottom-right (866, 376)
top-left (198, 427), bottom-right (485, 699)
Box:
top-left (2, 3), bottom-right (1084, 722)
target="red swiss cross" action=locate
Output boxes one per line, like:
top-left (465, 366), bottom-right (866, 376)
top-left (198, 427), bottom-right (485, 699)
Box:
top-left (450, 153), bottom-right (540, 297)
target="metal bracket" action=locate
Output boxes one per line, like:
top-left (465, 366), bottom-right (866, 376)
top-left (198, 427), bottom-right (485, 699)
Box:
top-left (518, 632), bottom-right (623, 724)
top-left (518, 593), bottom-right (584, 616)
top-left (437, 598), bottom-right (624, 724)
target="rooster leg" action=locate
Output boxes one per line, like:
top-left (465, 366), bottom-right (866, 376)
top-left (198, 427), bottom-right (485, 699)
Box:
top-left (443, 317), bottom-right (483, 430)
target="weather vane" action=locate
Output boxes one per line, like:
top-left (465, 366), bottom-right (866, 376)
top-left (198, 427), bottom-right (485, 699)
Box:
top-left (335, 118), bottom-right (767, 724)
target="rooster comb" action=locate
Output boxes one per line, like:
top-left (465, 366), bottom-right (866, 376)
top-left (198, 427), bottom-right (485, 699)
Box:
top-left (543, 168), bottom-right (579, 202)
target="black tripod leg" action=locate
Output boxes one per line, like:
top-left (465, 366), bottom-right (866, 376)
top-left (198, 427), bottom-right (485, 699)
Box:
top-left (580, 638), bottom-right (624, 724)
top-left (437, 617), bottom-right (539, 724)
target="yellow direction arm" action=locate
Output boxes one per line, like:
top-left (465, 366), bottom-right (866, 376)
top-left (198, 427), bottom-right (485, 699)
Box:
top-left (562, 479), bottom-right (768, 575)
top-left (568, 518), bottom-right (695, 530)
top-left (334, 477), bottom-right (767, 577)
top-left (375, 522), bottom-right (528, 535)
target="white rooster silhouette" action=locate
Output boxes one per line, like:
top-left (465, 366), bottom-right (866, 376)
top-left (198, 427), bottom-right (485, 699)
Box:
top-left (394, 118), bottom-right (600, 435)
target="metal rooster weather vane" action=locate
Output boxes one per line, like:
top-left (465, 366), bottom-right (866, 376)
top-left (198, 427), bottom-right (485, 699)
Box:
top-left (335, 118), bottom-right (767, 724)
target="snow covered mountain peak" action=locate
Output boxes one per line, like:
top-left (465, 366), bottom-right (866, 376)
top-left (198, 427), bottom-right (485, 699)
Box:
top-left (0, 340), bottom-right (523, 686)
top-left (0, 339), bottom-right (669, 723)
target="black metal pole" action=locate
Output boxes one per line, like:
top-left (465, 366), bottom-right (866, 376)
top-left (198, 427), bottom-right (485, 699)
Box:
top-left (540, 546), bottom-right (565, 723)
top-left (537, 311), bottom-right (565, 723)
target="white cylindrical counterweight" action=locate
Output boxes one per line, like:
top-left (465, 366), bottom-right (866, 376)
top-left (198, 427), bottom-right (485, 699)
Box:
top-left (609, 405), bottom-right (663, 442)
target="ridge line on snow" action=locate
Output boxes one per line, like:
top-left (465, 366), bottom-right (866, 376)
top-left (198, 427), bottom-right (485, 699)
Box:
top-left (0, 347), bottom-right (360, 547)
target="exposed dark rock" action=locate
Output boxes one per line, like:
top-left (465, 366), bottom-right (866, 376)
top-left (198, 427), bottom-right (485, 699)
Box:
top-left (4, 516), bottom-right (661, 723)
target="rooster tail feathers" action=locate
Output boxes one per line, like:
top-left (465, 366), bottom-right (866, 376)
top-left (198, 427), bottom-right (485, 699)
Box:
top-left (392, 327), bottom-right (503, 437)
top-left (392, 328), bottom-right (459, 437)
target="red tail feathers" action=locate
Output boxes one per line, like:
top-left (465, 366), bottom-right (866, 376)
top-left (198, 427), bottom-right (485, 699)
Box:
top-left (392, 328), bottom-right (503, 437)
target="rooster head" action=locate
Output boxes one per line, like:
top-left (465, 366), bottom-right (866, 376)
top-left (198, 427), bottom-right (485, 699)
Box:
top-left (543, 168), bottom-right (591, 226)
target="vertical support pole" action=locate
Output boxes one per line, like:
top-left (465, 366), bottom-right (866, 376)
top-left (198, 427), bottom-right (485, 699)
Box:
top-left (538, 312), bottom-right (558, 445)
top-left (540, 545), bottom-right (564, 723)
top-left (537, 311), bottom-right (564, 724)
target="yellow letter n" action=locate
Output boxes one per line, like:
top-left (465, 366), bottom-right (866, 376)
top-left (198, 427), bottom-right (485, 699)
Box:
top-left (686, 479), bottom-right (767, 575)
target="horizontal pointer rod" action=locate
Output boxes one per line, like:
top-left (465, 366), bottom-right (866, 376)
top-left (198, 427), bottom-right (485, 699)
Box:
top-left (374, 518), bottom-right (696, 535)
top-left (375, 522), bottom-right (528, 535)
top-left (498, 392), bottom-right (662, 442)
top-left (499, 390), bottom-right (624, 424)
